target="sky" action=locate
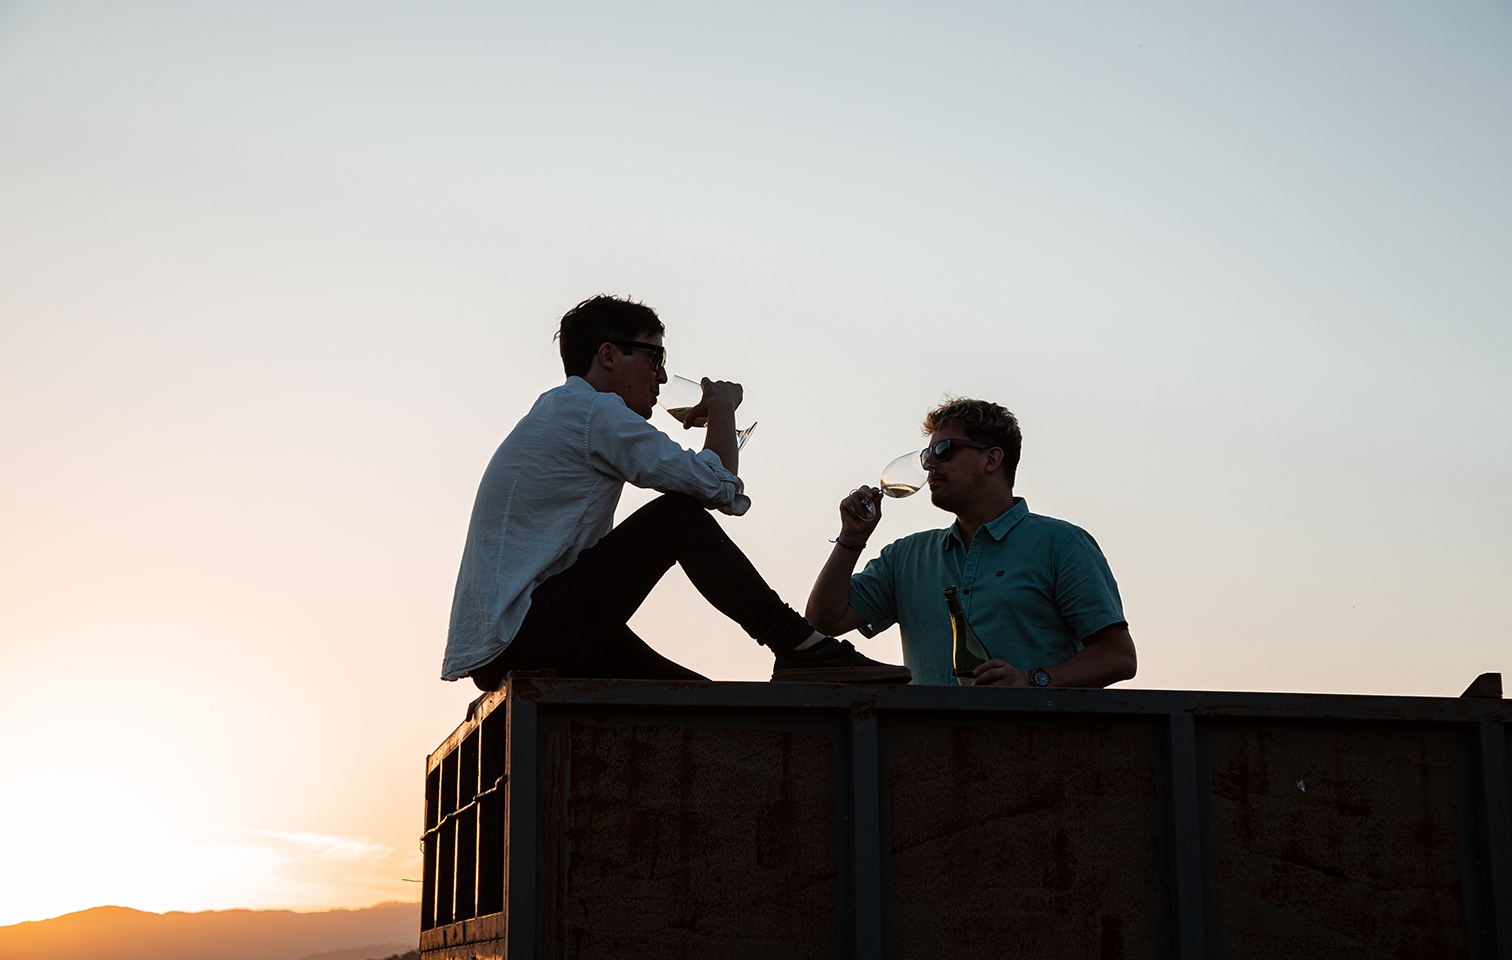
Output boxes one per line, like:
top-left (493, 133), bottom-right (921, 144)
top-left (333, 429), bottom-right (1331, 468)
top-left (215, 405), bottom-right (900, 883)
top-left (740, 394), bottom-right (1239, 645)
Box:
top-left (2, 0), bottom-right (1509, 927)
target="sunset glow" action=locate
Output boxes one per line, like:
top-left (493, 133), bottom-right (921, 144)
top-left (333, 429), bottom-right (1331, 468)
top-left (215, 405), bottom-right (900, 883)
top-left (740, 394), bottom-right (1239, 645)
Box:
top-left (3, 0), bottom-right (1508, 927)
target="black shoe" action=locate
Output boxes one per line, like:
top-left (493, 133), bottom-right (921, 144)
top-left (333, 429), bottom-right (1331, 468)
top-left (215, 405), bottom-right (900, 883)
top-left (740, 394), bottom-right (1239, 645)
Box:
top-left (771, 637), bottom-right (912, 684)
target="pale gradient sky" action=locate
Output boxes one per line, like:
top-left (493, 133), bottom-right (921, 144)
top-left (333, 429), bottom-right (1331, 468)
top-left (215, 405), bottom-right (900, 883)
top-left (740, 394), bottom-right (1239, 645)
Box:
top-left (2, 0), bottom-right (1509, 926)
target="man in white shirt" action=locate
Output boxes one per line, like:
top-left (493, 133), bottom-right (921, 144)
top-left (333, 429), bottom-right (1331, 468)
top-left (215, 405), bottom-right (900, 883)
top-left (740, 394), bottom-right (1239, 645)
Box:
top-left (444, 295), bottom-right (911, 689)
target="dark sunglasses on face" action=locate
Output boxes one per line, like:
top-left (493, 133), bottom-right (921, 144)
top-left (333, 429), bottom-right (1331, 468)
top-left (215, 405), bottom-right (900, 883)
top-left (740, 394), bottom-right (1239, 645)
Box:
top-left (920, 437), bottom-right (995, 468)
top-left (609, 340), bottom-right (666, 373)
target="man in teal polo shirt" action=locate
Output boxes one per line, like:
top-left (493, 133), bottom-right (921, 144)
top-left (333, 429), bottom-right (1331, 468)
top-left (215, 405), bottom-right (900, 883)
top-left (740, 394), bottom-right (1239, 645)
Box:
top-left (805, 397), bottom-right (1137, 687)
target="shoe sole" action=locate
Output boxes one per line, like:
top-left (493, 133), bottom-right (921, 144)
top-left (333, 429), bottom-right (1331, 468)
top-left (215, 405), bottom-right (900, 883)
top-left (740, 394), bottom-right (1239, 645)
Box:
top-left (770, 664), bottom-right (913, 684)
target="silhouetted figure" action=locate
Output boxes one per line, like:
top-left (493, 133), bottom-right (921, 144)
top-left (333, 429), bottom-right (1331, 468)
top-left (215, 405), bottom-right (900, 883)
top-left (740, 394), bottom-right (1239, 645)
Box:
top-left (444, 295), bottom-right (909, 689)
top-left (807, 397), bottom-right (1137, 687)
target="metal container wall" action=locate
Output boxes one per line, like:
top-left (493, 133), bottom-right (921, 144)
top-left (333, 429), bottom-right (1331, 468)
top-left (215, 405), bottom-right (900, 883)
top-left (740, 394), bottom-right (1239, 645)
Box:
top-left (419, 677), bottom-right (1511, 960)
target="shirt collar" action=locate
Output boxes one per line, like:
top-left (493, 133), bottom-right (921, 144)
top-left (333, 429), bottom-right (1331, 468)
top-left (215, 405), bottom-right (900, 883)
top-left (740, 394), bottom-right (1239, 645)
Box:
top-left (944, 498), bottom-right (1029, 549)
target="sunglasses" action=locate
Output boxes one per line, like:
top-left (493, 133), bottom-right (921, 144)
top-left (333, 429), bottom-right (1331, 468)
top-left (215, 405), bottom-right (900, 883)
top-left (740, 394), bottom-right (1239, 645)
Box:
top-left (609, 340), bottom-right (667, 373)
top-left (920, 437), bottom-right (995, 468)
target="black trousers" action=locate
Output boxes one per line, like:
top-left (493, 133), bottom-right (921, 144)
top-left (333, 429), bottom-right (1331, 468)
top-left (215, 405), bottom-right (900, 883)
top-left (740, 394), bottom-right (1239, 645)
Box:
top-left (470, 494), bottom-right (814, 690)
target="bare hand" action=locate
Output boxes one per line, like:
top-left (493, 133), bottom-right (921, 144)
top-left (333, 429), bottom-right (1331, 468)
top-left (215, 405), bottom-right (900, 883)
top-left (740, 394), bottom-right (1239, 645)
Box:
top-left (681, 378), bottom-right (743, 430)
top-left (839, 485), bottom-right (884, 545)
top-left (972, 659), bottom-right (1030, 686)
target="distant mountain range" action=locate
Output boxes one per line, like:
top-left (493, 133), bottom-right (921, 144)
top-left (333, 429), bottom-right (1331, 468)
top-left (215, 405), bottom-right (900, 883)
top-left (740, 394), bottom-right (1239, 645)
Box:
top-left (0, 901), bottom-right (420, 960)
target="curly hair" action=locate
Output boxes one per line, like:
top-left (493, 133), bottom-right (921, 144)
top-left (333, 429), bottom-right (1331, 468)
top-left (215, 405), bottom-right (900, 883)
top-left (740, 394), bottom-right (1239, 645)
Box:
top-left (556, 295), bottom-right (665, 378)
top-left (922, 396), bottom-right (1022, 486)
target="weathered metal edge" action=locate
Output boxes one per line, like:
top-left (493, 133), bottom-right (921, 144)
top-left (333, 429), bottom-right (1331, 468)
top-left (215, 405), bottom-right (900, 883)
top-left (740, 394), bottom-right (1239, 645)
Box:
top-left (475, 677), bottom-right (1510, 723)
top-left (416, 942), bottom-right (502, 960)
top-left (421, 915), bottom-right (504, 951)
top-left (428, 687), bottom-right (511, 773)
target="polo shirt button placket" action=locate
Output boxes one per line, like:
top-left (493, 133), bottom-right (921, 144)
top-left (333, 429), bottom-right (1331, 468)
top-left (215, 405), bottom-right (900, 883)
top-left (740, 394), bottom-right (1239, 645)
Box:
top-left (961, 533), bottom-right (985, 615)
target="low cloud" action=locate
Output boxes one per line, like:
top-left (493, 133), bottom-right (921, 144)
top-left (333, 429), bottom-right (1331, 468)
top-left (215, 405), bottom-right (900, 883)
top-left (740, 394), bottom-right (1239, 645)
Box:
top-left (246, 831), bottom-right (393, 862)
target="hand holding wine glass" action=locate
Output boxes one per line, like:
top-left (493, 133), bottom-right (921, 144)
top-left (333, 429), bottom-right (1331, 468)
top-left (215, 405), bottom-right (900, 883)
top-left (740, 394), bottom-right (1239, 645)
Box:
top-left (839, 485), bottom-right (886, 544)
top-left (659, 375), bottom-right (758, 449)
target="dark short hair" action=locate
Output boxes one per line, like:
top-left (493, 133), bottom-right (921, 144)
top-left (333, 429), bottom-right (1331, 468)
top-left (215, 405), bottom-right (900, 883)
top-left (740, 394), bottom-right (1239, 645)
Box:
top-left (923, 397), bottom-right (1022, 486)
top-left (556, 295), bottom-right (665, 378)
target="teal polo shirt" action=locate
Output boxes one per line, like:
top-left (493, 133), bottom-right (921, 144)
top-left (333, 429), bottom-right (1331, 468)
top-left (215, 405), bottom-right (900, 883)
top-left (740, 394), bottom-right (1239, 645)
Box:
top-left (848, 499), bottom-right (1126, 685)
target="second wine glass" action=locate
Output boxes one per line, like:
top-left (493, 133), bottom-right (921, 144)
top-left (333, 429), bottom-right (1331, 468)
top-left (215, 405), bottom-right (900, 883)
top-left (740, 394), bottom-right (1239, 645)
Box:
top-left (658, 375), bottom-right (758, 450)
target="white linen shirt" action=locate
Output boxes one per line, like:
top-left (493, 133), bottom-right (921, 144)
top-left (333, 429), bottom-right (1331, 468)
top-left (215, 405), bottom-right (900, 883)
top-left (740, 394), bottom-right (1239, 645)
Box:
top-left (441, 376), bottom-right (750, 680)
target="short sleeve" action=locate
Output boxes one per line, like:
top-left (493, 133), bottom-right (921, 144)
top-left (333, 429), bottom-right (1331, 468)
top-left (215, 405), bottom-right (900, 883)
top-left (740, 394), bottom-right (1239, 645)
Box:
top-left (848, 546), bottom-right (901, 638)
top-left (1053, 529), bottom-right (1126, 639)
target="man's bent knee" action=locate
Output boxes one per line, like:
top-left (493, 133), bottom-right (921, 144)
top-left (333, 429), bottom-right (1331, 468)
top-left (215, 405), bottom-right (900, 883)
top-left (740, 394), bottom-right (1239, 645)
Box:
top-left (651, 492), bottom-right (703, 513)
top-left (639, 492), bottom-right (716, 529)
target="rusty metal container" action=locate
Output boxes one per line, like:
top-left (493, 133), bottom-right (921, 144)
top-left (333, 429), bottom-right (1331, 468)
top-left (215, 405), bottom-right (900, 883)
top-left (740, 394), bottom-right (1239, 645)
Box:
top-left (418, 676), bottom-right (1510, 959)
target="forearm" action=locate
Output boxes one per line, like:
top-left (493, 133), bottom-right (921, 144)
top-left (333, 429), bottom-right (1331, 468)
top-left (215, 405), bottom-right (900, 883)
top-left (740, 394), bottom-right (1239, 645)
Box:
top-left (701, 404), bottom-right (739, 474)
top-left (1043, 625), bottom-right (1137, 688)
top-left (806, 545), bottom-right (863, 634)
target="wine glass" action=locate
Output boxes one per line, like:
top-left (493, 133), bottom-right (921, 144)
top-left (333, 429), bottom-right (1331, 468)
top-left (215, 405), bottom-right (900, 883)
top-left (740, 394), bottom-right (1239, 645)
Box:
top-left (658, 375), bottom-right (758, 449)
top-left (858, 449), bottom-right (929, 518)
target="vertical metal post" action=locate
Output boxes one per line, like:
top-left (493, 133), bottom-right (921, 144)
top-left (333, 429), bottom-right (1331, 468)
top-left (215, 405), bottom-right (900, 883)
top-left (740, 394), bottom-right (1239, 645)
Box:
top-left (1477, 721), bottom-right (1511, 960)
top-left (1167, 712), bottom-right (1206, 960)
top-left (851, 704), bottom-right (883, 960)
top-left (478, 710), bottom-right (507, 917)
top-left (422, 765), bottom-right (440, 931)
top-left (437, 750), bottom-right (458, 927)
top-left (505, 691), bottom-right (539, 960)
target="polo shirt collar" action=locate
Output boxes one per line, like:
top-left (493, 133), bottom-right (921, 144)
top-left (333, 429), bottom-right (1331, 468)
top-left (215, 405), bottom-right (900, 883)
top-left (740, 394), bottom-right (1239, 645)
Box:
top-left (944, 498), bottom-right (1029, 548)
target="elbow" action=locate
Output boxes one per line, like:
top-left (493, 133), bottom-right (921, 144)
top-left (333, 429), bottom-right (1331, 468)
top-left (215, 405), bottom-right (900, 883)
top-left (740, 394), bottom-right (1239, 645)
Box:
top-left (805, 604), bottom-right (838, 637)
top-left (1091, 627), bottom-right (1137, 687)
top-left (1117, 638), bottom-right (1138, 683)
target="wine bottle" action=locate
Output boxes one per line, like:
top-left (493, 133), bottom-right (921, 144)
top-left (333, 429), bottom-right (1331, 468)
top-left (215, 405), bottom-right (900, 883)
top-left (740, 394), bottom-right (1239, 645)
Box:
top-left (944, 585), bottom-right (990, 685)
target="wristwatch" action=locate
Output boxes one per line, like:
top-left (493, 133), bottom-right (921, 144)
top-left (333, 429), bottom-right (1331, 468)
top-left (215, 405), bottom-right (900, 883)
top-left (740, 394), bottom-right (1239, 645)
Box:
top-left (1029, 668), bottom-right (1052, 688)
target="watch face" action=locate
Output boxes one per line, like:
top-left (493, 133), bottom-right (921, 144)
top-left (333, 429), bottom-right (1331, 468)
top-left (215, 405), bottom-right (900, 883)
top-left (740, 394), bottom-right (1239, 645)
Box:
top-left (1031, 669), bottom-right (1051, 687)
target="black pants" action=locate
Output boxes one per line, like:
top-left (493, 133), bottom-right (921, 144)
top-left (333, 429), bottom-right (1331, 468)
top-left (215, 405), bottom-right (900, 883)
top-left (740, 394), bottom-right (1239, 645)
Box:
top-left (471, 494), bottom-right (814, 691)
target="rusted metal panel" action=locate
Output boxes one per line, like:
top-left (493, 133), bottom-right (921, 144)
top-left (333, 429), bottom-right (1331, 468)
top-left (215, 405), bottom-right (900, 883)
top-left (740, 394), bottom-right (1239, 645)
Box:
top-left (418, 942), bottom-right (504, 960)
top-left (420, 915), bottom-right (504, 960)
top-left (537, 710), bottom-right (843, 959)
top-left (884, 715), bottom-right (1165, 959)
top-left (418, 676), bottom-right (1511, 960)
top-left (1200, 721), bottom-right (1474, 958)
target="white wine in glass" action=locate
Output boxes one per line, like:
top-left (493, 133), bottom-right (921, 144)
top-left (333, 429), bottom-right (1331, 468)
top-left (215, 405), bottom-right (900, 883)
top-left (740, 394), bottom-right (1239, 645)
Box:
top-left (659, 375), bottom-right (758, 450)
top-left (859, 450), bottom-right (929, 518)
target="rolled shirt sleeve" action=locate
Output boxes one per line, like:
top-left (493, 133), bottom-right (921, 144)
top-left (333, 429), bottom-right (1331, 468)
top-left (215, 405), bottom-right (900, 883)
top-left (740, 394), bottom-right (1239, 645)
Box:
top-left (585, 395), bottom-right (751, 516)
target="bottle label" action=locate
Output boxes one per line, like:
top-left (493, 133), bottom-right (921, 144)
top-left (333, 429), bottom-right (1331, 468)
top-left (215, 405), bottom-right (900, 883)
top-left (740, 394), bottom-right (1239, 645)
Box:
top-left (956, 676), bottom-right (975, 687)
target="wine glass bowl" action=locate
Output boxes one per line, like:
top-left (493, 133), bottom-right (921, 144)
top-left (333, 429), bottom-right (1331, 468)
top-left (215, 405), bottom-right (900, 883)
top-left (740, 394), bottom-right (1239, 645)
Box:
top-left (860, 449), bottom-right (930, 518)
top-left (658, 374), bottom-right (758, 450)
top-left (879, 451), bottom-right (928, 499)
top-left (659, 375), bottom-right (708, 427)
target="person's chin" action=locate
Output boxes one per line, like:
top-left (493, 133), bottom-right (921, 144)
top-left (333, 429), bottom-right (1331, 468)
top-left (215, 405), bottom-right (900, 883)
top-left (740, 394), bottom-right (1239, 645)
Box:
top-left (928, 487), bottom-right (955, 511)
